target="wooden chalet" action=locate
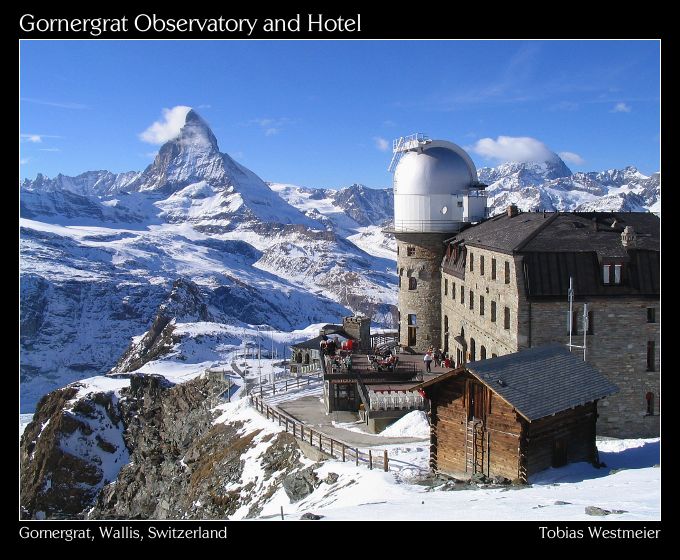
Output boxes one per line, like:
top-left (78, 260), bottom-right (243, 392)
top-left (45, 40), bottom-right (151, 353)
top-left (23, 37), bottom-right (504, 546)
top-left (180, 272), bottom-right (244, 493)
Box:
top-left (417, 344), bottom-right (618, 482)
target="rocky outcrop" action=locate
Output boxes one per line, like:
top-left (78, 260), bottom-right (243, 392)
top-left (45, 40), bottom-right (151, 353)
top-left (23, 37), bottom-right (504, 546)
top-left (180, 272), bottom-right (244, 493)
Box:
top-left (20, 385), bottom-right (128, 519)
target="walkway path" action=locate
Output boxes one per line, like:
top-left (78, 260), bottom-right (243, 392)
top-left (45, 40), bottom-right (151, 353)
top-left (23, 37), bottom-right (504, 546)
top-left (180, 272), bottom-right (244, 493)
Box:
top-left (278, 395), bottom-right (427, 447)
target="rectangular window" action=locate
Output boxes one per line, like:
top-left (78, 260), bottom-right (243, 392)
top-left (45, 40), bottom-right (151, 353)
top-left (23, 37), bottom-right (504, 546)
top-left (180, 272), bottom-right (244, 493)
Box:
top-left (461, 287), bottom-right (465, 305)
top-left (647, 341), bottom-right (655, 371)
top-left (408, 314), bottom-right (417, 326)
top-left (407, 246), bottom-right (415, 256)
top-left (614, 264), bottom-right (622, 284)
top-left (480, 295), bottom-right (485, 316)
top-left (647, 308), bottom-right (656, 323)
top-left (491, 258), bottom-right (497, 280)
top-left (470, 252), bottom-right (474, 272)
top-left (452, 282), bottom-right (456, 299)
top-left (504, 261), bottom-right (510, 284)
top-left (480, 256), bottom-right (485, 276)
top-left (469, 290), bottom-right (474, 310)
top-left (491, 301), bottom-right (497, 322)
top-left (444, 278), bottom-right (448, 296)
top-left (504, 307), bottom-right (510, 330)
top-left (603, 265), bottom-right (610, 284)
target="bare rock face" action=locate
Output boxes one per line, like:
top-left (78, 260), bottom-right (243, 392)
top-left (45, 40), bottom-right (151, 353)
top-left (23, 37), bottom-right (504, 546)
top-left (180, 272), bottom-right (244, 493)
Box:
top-left (20, 386), bottom-right (127, 519)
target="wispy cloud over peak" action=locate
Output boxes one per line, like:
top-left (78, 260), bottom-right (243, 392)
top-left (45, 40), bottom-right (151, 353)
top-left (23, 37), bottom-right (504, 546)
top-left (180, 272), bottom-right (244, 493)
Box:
top-left (558, 151), bottom-right (585, 165)
top-left (21, 98), bottom-right (88, 110)
top-left (139, 106), bottom-right (192, 145)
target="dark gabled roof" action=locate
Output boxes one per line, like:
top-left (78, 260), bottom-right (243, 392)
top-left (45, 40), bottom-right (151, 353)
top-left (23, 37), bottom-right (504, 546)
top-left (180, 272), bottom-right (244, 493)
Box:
top-left (446, 211), bottom-right (659, 256)
top-left (521, 213), bottom-right (659, 256)
top-left (449, 211), bottom-right (554, 253)
top-left (419, 345), bottom-right (619, 422)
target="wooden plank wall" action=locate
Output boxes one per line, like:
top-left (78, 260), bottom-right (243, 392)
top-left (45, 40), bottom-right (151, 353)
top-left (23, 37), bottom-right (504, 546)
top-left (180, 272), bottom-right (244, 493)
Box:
top-left (523, 402), bottom-right (598, 477)
top-left (485, 393), bottom-right (522, 480)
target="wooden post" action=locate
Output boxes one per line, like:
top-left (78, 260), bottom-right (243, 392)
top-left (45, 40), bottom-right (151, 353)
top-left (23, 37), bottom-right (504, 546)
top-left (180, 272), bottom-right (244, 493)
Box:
top-left (342, 443), bottom-right (346, 462)
top-left (278, 413), bottom-right (281, 426)
top-left (383, 450), bottom-right (388, 472)
top-left (369, 450), bottom-right (373, 470)
top-left (273, 383), bottom-right (276, 395)
top-left (300, 425), bottom-right (304, 440)
top-left (319, 433), bottom-right (322, 451)
top-left (297, 377), bottom-right (300, 388)
top-left (285, 418), bottom-right (288, 432)
top-left (293, 422), bottom-right (296, 438)
top-left (355, 449), bottom-right (359, 466)
top-left (285, 379), bottom-right (288, 391)
top-left (280, 506), bottom-right (284, 521)
top-left (310, 429), bottom-right (313, 446)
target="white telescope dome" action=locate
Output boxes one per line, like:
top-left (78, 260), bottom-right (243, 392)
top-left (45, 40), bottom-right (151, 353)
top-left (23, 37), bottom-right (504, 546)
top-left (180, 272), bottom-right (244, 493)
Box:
top-left (394, 142), bottom-right (477, 195)
top-left (392, 139), bottom-right (485, 233)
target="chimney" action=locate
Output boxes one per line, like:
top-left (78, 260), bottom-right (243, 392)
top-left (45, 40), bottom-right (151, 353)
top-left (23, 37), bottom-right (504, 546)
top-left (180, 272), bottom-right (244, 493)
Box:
top-left (507, 204), bottom-right (519, 218)
top-left (621, 225), bottom-right (637, 248)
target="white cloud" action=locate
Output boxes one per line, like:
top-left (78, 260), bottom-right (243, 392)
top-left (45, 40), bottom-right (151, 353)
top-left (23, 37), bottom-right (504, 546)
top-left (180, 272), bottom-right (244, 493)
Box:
top-left (39, 148), bottom-right (61, 152)
top-left (20, 158), bottom-right (29, 165)
top-left (558, 151), bottom-right (585, 165)
top-left (374, 136), bottom-right (389, 152)
top-left (470, 136), bottom-right (554, 163)
top-left (264, 128), bottom-right (279, 137)
top-left (612, 102), bottom-right (631, 113)
top-left (20, 134), bottom-right (42, 143)
top-left (139, 106), bottom-right (192, 144)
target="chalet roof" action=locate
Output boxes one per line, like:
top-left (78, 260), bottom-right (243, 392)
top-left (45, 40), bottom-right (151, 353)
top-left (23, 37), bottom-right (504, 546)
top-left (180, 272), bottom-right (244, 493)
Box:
top-left (419, 345), bottom-right (619, 422)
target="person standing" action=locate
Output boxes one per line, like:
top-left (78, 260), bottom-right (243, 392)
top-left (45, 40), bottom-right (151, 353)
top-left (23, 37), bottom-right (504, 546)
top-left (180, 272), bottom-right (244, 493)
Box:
top-left (424, 352), bottom-right (433, 373)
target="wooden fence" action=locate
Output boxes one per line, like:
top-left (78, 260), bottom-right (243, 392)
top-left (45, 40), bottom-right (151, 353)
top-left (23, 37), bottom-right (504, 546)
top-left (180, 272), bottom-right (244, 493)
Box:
top-left (249, 394), bottom-right (391, 472)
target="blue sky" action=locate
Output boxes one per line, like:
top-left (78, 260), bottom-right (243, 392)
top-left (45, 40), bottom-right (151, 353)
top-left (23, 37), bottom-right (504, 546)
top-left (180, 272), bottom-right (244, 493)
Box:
top-left (20, 40), bottom-right (660, 187)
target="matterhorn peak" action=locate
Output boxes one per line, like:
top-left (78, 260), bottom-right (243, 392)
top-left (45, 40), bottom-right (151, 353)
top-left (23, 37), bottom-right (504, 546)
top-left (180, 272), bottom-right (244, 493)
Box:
top-left (171, 109), bottom-right (220, 154)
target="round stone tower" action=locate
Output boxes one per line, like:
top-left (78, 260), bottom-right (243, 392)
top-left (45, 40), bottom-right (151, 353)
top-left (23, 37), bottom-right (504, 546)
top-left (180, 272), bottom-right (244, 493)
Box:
top-left (386, 134), bottom-right (486, 352)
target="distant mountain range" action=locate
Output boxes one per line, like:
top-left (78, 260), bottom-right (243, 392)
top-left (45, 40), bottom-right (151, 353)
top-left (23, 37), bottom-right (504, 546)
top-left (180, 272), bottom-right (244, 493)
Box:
top-left (19, 110), bottom-right (660, 410)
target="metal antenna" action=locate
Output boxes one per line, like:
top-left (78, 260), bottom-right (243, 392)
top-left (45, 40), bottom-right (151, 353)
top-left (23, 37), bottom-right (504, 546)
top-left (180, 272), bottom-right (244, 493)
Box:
top-left (566, 276), bottom-right (587, 361)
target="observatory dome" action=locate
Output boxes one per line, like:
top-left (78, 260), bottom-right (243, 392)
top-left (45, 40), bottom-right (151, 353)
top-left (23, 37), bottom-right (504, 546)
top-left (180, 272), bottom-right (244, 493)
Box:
top-left (394, 143), bottom-right (477, 195)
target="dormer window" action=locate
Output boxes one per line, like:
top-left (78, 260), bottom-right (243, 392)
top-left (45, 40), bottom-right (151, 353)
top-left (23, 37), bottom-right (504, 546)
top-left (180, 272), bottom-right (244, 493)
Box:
top-left (603, 263), bottom-right (623, 285)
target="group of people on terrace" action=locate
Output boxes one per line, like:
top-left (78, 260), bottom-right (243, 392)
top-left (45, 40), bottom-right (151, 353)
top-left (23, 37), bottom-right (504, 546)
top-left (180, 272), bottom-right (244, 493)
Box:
top-left (423, 346), bottom-right (452, 373)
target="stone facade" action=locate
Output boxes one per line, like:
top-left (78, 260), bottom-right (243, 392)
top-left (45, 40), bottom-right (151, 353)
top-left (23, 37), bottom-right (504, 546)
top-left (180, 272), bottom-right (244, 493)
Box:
top-left (441, 247), bottom-right (660, 438)
top-left (396, 232), bottom-right (450, 352)
top-left (342, 315), bottom-right (371, 351)
top-left (441, 246), bottom-right (521, 363)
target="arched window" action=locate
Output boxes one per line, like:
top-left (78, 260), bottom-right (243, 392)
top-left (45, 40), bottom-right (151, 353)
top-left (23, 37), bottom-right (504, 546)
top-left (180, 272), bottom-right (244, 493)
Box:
top-left (409, 277), bottom-right (417, 290)
top-left (470, 338), bottom-right (476, 362)
top-left (304, 353), bottom-right (310, 365)
top-left (480, 346), bottom-right (487, 360)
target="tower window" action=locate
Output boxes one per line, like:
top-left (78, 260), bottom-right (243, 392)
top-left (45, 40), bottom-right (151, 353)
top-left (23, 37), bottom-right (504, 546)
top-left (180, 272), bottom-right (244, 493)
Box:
top-left (408, 314), bottom-right (417, 326)
top-left (407, 246), bottom-right (415, 256)
top-left (480, 346), bottom-right (487, 360)
top-left (444, 278), bottom-right (448, 296)
top-left (461, 288), bottom-right (465, 305)
top-left (504, 261), bottom-right (511, 284)
top-left (452, 282), bottom-right (456, 299)
top-left (470, 253), bottom-right (474, 272)
top-left (647, 341), bottom-right (655, 371)
top-left (469, 290), bottom-right (474, 310)
top-left (480, 295), bottom-right (485, 316)
top-left (491, 301), bottom-right (497, 322)
top-left (504, 307), bottom-right (510, 330)
top-left (647, 308), bottom-right (656, 323)
top-left (491, 258), bottom-right (497, 280)
top-left (397, 246), bottom-right (399, 256)
top-left (409, 277), bottom-right (417, 290)
top-left (480, 256), bottom-right (485, 276)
